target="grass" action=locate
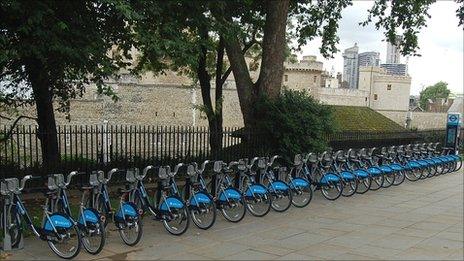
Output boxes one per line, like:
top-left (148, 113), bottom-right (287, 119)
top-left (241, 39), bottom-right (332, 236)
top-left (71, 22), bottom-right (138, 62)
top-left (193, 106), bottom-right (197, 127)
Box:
top-left (330, 105), bottom-right (406, 132)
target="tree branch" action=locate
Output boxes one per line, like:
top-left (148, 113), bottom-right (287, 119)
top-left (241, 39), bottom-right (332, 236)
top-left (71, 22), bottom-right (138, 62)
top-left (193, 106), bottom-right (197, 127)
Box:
top-left (0, 115), bottom-right (38, 142)
top-left (219, 38), bottom-right (260, 86)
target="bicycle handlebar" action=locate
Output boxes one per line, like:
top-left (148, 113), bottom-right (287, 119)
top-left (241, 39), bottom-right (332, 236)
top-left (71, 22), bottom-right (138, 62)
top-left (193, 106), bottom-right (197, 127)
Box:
top-left (268, 155), bottom-right (280, 166)
top-left (200, 160), bottom-right (210, 173)
top-left (19, 175), bottom-right (36, 191)
top-left (142, 165), bottom-right (154, 179)
top-left (173, 163), bottom-right (185, 175)
top-left (248, 157), bottom-right (259, 169)
top-left (99, 168), bottom-right (119, 183)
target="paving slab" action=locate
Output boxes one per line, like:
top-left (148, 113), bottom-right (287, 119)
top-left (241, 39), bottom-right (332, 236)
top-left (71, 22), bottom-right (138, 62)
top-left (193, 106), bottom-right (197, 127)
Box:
top-left (2, 170), bottom-right (462, 260)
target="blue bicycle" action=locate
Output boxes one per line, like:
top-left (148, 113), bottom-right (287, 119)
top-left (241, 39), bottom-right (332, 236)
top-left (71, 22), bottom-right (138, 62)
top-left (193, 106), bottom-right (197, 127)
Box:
top-left (47, 172), bottom-right (106, 255)
top-left (185, 161), bottom-right (217, 230)
top-left (85, 169), bottom-right (143, 246)
top-left (129, 164), bottom-right (190, 235)
top-left (212, 161), bottom-right (247, 222)
top-left (1, 175), bottom-right (81, 259)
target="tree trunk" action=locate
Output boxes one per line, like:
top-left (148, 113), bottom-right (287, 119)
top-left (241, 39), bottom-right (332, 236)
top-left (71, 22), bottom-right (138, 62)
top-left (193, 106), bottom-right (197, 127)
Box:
top-left (223, 34), bottom-right (256, 128)
top-left (223, 0), bottom-right (290, 128)
top-left (25, 60), bottom-right (60, 173)
top-left (256, 0), bottom-right (290, 99)
top-left (196, 28), bottom-right (223, 158)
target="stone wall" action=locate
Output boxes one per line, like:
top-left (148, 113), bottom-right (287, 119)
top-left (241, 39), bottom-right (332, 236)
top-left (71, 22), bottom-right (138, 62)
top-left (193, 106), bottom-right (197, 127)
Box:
top-left (377, 110), bottom-right (448, 130)
top-left (317, 88), bottom-right (369, 106)
top-left (2, 83), bottom-right (244, 127)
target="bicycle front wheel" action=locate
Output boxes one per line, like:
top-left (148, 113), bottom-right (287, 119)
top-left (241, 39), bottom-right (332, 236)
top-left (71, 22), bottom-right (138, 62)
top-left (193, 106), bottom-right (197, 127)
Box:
top-left (81, 219), bottom-right (106, 255)
top-left (48, 226), bottom-right (82, 259)
top-left (163, 206), bottom-right (190, 235)
top-left (321, 181), bottom-right (343, 200)
top-left (190, 200), bottom-right (216, 230)
top-left (290, 182), bottom-right (313, 208)
top-left (392, 170), bottom-right (405, 186)
top-left (118, 218), bottom-right (143, 246)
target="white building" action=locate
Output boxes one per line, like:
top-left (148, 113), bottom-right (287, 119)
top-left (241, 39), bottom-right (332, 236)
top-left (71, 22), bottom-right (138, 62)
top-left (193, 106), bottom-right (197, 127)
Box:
top-left (342, 44), bottom-right (359, 89)
top-left (358, 66), bottom-right (411, 111)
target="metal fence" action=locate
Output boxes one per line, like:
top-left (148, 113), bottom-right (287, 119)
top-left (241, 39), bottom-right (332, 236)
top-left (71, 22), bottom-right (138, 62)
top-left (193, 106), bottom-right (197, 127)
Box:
top-left (1, 124), bottom-right (460, 177)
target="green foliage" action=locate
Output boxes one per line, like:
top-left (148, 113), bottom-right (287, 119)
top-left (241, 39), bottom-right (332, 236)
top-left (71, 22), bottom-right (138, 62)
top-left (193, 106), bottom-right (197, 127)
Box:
top-left (360, 0), bottom-right (463, 57)
top-left (254, 89), bottom-right (336, 157)
top-left (331, 106), bottom-right (405, 132)
top-left (419, 81), bottom-right (451, 109)
top-left (0, 0), bottom-right (135, 112)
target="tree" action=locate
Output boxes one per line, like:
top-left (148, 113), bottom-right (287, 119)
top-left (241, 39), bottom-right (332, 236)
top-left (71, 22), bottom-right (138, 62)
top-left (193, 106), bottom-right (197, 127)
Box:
top-left (131, 1), bottom-right (261, 156)
top-left (419, 81), bottom-right (451, 109)
top-left (0, 0), bottom-right (134, 170)
top-left (215, 0), bottom-right (463, 129)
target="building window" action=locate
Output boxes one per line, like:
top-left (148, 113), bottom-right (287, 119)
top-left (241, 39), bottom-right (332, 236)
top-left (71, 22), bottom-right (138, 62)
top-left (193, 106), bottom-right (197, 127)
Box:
top-left (313, 76), bottom-right (317, 83)
top-left (387, 84), bottom-right (392, 90)
top-left (284, 75), bottom-right (288, 82)
top-left (374, 94), bottom-right (378, 100)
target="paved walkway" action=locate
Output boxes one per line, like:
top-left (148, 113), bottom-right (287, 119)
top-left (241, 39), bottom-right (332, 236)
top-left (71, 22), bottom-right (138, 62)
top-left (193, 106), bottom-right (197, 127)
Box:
top-left (4, 170), bottom-right (463, 260)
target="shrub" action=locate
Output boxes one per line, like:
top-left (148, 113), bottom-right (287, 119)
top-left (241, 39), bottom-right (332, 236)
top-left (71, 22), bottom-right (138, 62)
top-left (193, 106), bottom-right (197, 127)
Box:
top-left (254, 89), bottom-right (337, 158)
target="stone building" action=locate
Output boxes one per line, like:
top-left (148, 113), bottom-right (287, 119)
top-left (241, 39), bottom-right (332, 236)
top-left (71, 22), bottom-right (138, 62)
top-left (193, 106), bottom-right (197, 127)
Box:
top-left (358, 66), bottom-right (411, 111)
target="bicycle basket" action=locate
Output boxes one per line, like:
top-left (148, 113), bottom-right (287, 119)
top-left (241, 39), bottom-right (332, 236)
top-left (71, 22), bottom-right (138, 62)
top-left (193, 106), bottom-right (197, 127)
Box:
top-left (213, 161), bottom-right (223, 173)
top-left (187, 164), bottom-right (196, 176)
top-left (89, 171), bottom-right (100, 186)
top-left (294, 154), bottom-right (303, 166)
top-left (158, 167), bottom-right (169, 179)
top-left (125, 169), bottom-right (137, 183)
top-left (1, 178), bottom-right (19, 195)
top-left (48, 174), bottom-right (65, 190)
top-left (257, 158), bottom-right (267, 169)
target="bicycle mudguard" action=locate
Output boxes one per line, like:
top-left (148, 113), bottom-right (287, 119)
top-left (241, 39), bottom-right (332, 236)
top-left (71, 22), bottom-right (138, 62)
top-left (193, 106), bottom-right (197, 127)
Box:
top-left (78, 208), bottom-right (100, 225)
top-left (160, 196), bottom-right (185, 211)
top-left (115, 202), bottom-right (138, 221)
top-left (319, 173), bottom-right (340, 184)
top-left (366, 167), bottom-right (382, 175)
top-left (245, 184), bottom-right (267, 197)
top-left (219, 187), bottom-right (242, 202)
top-left (379, 165), bottom-right (393, 173)
top-left (417, 160), bottom-right (429, 167)
top-left (268, 180), bottom-right (290, 191)
top-left (340, 171), bottom-right (356, 180)
top-left (189, 192), bottom-right (212, 206)
top-left (290, 177), bottom-right (310, 188)
top-left (431, 158), bottom-right (443, 164)
top-left (389, 164), bottom-right (403, 171)
top-left (406, 161), bottom-right (421, 169)
top-left (43, 213), bottom-right (74, 231)
top-left (353, 169), bottom-right (369, 178)
top-left (425, 159), bottom-right (435, 165)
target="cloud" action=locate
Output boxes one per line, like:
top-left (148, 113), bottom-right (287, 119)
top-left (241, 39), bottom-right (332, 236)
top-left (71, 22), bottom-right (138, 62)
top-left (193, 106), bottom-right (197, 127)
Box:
top-left (299, 1), bottom-right (463, 95)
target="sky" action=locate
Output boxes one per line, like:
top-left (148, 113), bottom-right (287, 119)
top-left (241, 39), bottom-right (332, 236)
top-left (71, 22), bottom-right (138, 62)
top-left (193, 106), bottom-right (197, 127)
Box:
top-left (298, 1), bottom-right (464, 96)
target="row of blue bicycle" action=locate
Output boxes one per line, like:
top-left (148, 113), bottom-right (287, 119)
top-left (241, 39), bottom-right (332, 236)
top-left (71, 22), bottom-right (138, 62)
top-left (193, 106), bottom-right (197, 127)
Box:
top-left (0, 142), bottom-right (461, 259)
